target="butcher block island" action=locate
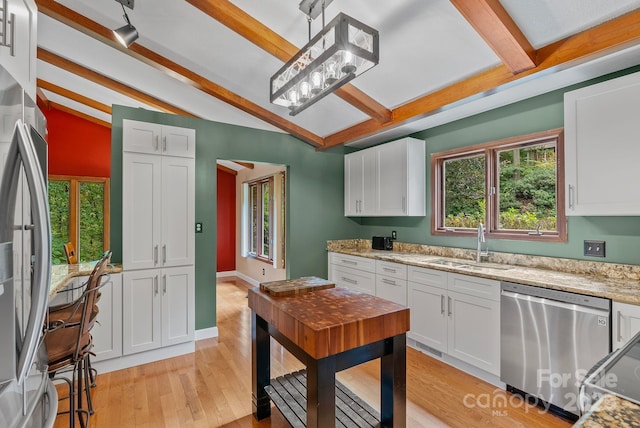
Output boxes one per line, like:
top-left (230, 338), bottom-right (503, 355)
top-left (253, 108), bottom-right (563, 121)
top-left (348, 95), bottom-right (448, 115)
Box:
top-left (248, 277), bottom-right (410, 427)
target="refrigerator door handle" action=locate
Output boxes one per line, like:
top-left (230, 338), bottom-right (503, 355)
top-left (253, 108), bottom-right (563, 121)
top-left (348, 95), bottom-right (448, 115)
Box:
top-left (4, 121), bottom-right (51, 384)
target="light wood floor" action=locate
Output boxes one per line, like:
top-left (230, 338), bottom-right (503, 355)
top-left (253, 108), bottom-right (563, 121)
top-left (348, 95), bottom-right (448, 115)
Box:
top-left (53, 277), bottom-right (572, 427)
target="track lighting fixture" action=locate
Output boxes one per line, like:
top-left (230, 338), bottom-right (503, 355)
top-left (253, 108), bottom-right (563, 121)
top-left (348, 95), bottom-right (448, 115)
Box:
top-left (113, 0), bottom-right (138, 48)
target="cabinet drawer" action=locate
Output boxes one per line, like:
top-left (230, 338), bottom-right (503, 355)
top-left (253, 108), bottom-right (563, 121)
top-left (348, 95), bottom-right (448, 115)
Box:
top-left (376, 260), bottom-right (407, 280)
top-left (376, 276), bottom-right (407, 306)
top-left (331, 265), bottom-right (375, 295)
top-left (329, 253), bottom-right (376, 273)
top-left (447, 273), bottom-right (500, 301)
top-left (407, 266), bottom-right (447, 290)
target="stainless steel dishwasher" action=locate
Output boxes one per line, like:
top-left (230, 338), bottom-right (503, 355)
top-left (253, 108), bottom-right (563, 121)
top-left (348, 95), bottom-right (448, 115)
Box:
top-left (501, 281), bottom-right (611, 418)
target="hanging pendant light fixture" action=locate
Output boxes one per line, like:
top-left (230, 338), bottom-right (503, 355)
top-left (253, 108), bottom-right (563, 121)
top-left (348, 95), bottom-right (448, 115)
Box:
top-left (113, 0), bottom-right (139, 48)
top-left (270, 1), bottom-right (379, 116)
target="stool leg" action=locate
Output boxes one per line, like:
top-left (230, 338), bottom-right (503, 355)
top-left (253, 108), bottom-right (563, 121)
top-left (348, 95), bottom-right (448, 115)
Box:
top-left (76, 359), bottom-right (89, 428)
top-left (83, 354), bottom-right (95, 415)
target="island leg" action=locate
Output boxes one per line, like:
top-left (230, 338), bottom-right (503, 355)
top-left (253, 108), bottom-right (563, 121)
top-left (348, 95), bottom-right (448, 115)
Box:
top-left (381, 333), bottom-right (406, 427)
top-left (252, 312), bottom-right (271, 420)
top-left (306, 356), bottom-right (336, 428)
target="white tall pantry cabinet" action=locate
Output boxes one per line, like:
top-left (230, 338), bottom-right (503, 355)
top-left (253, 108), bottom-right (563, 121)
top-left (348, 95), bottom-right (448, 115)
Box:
top-left (122, 119), bottom-right (195, 356)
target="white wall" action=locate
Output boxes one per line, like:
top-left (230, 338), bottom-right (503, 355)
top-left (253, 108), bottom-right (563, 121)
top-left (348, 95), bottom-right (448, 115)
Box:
top-left (235, 163), bottom-right (287, 284)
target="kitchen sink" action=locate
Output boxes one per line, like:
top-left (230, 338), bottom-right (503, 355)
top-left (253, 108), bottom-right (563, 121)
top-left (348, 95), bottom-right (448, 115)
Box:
top-left (428, 259), bottom-right (469, 268)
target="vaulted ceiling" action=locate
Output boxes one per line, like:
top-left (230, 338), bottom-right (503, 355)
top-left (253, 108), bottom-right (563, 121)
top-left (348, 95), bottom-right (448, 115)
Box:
top-left (35, 0), bottom-right (640, 149)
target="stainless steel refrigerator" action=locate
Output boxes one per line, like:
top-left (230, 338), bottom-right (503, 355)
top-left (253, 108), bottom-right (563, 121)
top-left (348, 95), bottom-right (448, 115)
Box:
top-left (0, 65), bottom-right (57, 426)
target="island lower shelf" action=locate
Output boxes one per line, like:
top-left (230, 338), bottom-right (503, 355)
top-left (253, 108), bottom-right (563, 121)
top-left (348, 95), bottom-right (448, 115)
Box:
top-left (265, 369), bottom-right (380, 428)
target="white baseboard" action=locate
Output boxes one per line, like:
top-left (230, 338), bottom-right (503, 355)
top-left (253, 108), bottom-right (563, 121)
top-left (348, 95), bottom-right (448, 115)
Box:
top-left (90, 342), bottom-right (195, 375)
top-left (235, 271), bottom-right (260, 287)
top-left (195, 326), bottom-right (218, 340)
top-left (216, 271), bottom-right (237, 278)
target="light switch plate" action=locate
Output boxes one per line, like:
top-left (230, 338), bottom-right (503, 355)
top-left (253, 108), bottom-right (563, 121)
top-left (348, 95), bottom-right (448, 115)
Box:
top-left (584, 240), bottom-right (605, 257)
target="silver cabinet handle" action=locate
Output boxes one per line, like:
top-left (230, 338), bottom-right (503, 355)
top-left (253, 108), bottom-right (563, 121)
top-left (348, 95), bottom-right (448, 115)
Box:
top-left (154, 135), bottom-right (159, 151)
top-left (163, 136), bottom-right (167, 152)
top-left (382, 278), bottom-right (396, 286)
top-left (154, 275), bottom-right (159, 295)
top-left (402, 196), bottom-right (406, 213)
top-left (154, 245), bottom-right (159, 265)
top-left (163, 274), bottom-right (167, 294)
top-left (341, 277), bottom-right (358, 285)
top-left (617, 310), bottom-right (623, 344)
top-left (441, 295), bottom-right (445, 315)
top-left (568, 185), bottom-right (575, 209)
top-left (342, 259), bottom-right (357, 265)
top-left (163, 244), bottom-right (167, 264)
top-left (448, 296), bottom-right (452, 316)
top-left (383, 267), bottom-right (396, 273)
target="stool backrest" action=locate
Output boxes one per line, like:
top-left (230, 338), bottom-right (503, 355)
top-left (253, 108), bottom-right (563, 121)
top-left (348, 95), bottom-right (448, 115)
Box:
top-left (63, 242), bottom-right (77, 264)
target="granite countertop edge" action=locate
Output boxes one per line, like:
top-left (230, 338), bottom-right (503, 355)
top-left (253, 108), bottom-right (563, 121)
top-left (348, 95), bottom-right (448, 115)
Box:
top-left (327, 242), bottom-right (640, 305)
top-left (50, 262), bottom-right (123, 298)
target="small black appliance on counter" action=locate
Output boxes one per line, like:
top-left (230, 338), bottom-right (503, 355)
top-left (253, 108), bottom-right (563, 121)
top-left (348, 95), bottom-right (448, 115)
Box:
top-left (372, 236), bottom-right (393, 251)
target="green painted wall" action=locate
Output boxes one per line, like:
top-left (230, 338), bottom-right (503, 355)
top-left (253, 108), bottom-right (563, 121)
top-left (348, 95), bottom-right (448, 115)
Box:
top-left (357, 67), bottom-right (640, 265)
top-left (111, 106), bottom-right (358, 330)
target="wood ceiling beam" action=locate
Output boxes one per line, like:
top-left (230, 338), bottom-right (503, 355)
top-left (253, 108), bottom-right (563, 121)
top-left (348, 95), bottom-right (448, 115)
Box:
top-left (323, 9), bottom-right (640, 148)
top-left (48, 101), bottom-right (112, 128)
top-left (35, 0), bottom-right (324, 147)
top-left (36, 87), bottom-right (50, 109)
top-left (185, 0), bottom-right (393, 123)
top-left (38, 48), bottom-right (197, 118)
top-left (217, 164), bottom-right (238, 175)
top-left (37, 78), bottom-right (112, 114)
top-left (450, 0), bottom-right (535, 74)
top-left (235, 161), bottom-right (254, 169)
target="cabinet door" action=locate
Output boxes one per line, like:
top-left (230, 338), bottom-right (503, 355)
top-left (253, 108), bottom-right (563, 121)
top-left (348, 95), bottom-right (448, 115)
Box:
top-left (161, 266), bottom-right (195, 347)
top-left (613, 301), bottom-right (640, 350)
top-left (376, 139), bottom-right (408, 216)
top-left (122, 270), bottom-right (162, 355)
top-left (92, 273), bottom-right (123, 361)
top-left (161, 156), bottom-right (195, 267)
top-left (123, 119), bottom-right (162, 154)
top-left (161, 125), bottom-right (196, 158)
top-left (565, 71), bottom-right (640, 215)
top-left (447, 291), bottom-right (500, 376)
top-left (407, 281), bottom-right (447, 353)
top-left (344, 150), bottom-right (376, 216)
top-left (0, 0), bottom-right (37, 97)
top-left (122, 153), bottom-right (162, 270)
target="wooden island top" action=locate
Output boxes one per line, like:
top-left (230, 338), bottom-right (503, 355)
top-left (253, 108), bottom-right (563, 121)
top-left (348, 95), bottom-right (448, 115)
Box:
top-left (248, 285), bottom-right (410, 360)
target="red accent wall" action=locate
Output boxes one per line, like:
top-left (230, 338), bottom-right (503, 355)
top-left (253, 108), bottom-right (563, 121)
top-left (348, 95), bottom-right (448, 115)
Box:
top-left (41, 106), bottom-right (111, 177)
top-left (217, 169), bottom-right (236, 272)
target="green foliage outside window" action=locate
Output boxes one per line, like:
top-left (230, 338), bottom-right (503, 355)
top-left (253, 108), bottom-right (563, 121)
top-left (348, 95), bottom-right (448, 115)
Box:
top-left (49, 181), bottom-right (70, 265)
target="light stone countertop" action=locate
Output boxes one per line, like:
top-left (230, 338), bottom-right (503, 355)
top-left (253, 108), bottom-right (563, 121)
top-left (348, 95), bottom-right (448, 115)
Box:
top-left (50, 262), bottom-right (122, 298)
top-left (327, 240), bottom-right (640, 305)
top-left (573, 394), bottom-right (640, 427)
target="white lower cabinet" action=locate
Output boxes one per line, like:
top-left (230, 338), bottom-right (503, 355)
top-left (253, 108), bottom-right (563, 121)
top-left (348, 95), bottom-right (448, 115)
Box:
top-left (613, 301), bottom-right (640, 350)
top-left (328, 252), bottom-right (376, 295)
top-left (408, 267), bottom-right (500, 376)
top-left (122, 266), bottom-right (194, 355)
top-left (92, 273), bottom-right (123, 362)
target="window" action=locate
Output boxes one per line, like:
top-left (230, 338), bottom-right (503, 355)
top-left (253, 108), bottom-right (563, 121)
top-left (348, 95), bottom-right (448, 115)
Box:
top-left (244, 172), bottom-right (286, 266)
top-left (49, 175), bottom-right (110, 264)
top-left (432, 129), bottom-right (566, 241)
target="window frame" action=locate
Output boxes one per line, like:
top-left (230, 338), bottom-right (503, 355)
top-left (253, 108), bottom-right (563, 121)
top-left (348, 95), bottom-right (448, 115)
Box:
top-left (431, 128), bottom-right (566, 242)
top-left (247, 177), bottom-right (274, 263)
top-left (49, 175), bottom-right (111, 261)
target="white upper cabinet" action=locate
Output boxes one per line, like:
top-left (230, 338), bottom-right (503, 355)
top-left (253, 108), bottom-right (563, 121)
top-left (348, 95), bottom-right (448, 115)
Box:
top-left (122, 120), bottom-right (195, 270)
top-left (123, 119), bottom-right (196, 158)
top-left (564, 71), bottom-right (640, 215)
top-left (0, 0), bottom-right (37, 98)
top-left (344, 137), bottom-right (425, 217)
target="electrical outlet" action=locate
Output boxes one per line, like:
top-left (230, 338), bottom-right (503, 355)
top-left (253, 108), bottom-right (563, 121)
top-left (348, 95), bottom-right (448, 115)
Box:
top-left (195, 222), bottom-right (203, 233)
top-left (391, 230), bottom-right (397, 240)
top-left (584, 240), bottom-right (605, 257)
top-left (262, 268), bottom-right (266, 276)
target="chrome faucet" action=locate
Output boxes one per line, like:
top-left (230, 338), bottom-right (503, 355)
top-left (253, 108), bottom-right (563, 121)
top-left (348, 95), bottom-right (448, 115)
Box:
top-left (477, 223), bottom-right (489, 262)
